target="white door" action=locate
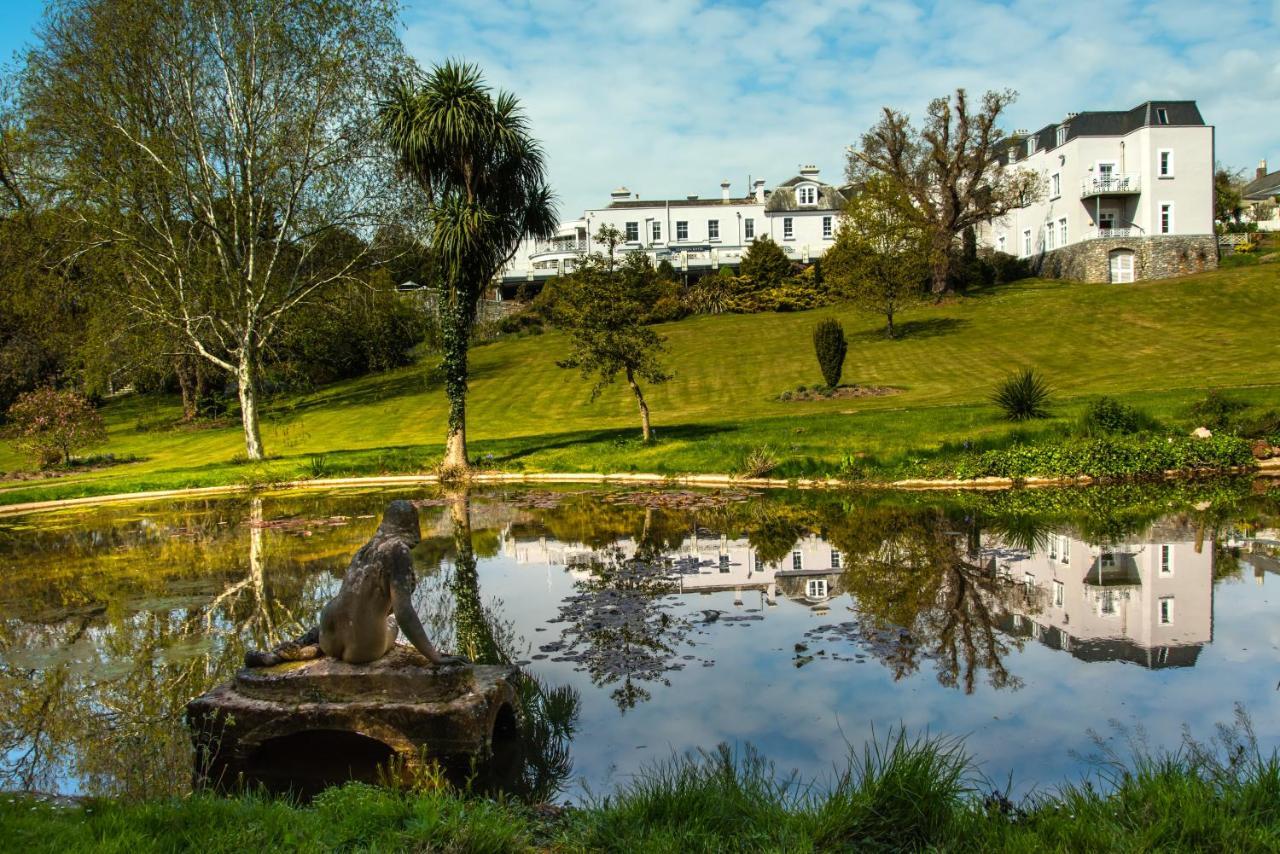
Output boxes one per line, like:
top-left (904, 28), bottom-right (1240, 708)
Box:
top-left (1109, 249), bottom-right (1134, 283)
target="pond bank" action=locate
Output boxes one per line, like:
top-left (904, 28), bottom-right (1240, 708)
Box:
top-left (1, 459), bottom-right (1278, 517)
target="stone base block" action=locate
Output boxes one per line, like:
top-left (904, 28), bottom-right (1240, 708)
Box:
top-left (186, 645), bottom-right (519, 795)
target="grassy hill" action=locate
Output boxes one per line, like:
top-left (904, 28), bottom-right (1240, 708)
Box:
top-left (3, 262), bottom-right (1279, 504)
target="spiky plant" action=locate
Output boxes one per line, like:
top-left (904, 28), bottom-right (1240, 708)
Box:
top-left (991, 369), bottom-right (1052, 421)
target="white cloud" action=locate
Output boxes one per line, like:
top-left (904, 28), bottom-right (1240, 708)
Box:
top-left (402, 0), bottom-right (1280, 217)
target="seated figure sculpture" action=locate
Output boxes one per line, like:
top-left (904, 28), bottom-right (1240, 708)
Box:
top-left (244, 500), bottom-right (466, 667)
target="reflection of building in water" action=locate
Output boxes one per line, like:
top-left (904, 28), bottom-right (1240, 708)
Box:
top-left (502, 530), bottom-right (844, 609)
top-left (985, 520), bottom-right (1213, 668)
top-left (503, 519), bottom-right (1216, 666)
top-left (1224, 527), bottom-right (1280, 584)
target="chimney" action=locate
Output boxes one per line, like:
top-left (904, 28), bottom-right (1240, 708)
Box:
top-left (610, 186), bottom-right (631, 201)
top-left (1259, 160), bottom-right (1269, 180)
top-left (799, 164), bottom-right (820, 178)
top-left (720, 179), bottom-right (731, 202)
top-left (753, 178), bottom-right (767, 203)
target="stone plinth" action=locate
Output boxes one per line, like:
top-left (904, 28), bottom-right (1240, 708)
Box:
top-left (186, 646), bottom-right (520, 794)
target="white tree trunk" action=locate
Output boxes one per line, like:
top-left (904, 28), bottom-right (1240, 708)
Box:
top-left (237, 356), bottom-right (265, 461)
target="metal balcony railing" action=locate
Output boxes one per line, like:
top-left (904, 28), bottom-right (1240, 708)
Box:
top-left (1093, 227), bottom-right (1134, 239)
top-left (1080, 174), bottom-right (1141, 197)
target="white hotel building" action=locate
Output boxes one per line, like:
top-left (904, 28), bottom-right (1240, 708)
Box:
top-left (497, 166), bottom-right (850, 295)
top-left (979, 100), bottom-right (1218, 283)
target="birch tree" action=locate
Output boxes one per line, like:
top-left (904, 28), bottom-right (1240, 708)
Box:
top-left (19, 0), bottom-right (404, 459)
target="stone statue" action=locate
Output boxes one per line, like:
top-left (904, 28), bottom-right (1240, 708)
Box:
top-left (244, 500), bottom-right (466, 667)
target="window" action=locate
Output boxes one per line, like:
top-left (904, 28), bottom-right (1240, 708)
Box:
top-left (1159, 597), bottom-right (1175, 625)
top-left (676, 220), bottom-right (688, 241)
top-left (792, 550), bottom-right (803, 570)
top-left (1156, 108), bottom-right (1169, 125)
top-left (652, 221), bottom-right (661, 242)
top-left (1049, 537), bottom-right (1058, 560)
top-left (997, 235), bottom-right (1006, 253)
top-left (806, 579), bottom-right (828, 598)
top-left (744, 218), bottom-right (754, 239)
top-left (1101, 552), bottom-right (1115, 568)
top-left (625, 221), bottom-right (639, 242)
top-left (719, 554), bottom-right (730, 574)
top-left (1061, 538), bottom-right (1070, 563)
top-left (830, 549), bottom-right (841, 569)
top-left (822, 216), bottom-right (833, 239)
top-left (1160, 203), bottom-right (1173, 234)
top-left (798, 185), bottom-right (817, 205)
top-left (708, 219), bottom-right (719, 240)
top-left (1160, 544), bottom-right (1173, 576)
top-left (1059, 218), bottom-right (1068, 246)
top-left (1056, 125), bottom-right (1068, 147)
top-left (1159, 149), bottom-right (1174, 177)
top-left (1026, 136), bottom-right (1037, 156)
top-left (1022, 229), bottom-right (1032, 256)
top-left (1045, 222), bottom-right (1055, 251)
top-left (1053, 580), bottom-right (1065, 608)
top-left (1050, 173), bottom-right (1060, 198)
top-left (783, 217), bottom-right (794, 239)
top-left (1101, 590), bottom-right (1116, 615)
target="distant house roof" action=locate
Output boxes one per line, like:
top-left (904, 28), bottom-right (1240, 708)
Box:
top-left (765, 176), bottom-right (851, 213)
top-left (606, 196), bottom-right (760, 209)
top-left (1244, 169), bottom-right (1280, 201)
top-left (999, 101), bottom-right (1206, 165)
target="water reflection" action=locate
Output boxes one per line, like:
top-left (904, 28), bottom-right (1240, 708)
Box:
top-left (0, 481), bottom-right (1277, 800)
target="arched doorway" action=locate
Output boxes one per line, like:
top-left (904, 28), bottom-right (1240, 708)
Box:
top-left (1109, 249), bottom-right (1135, 283)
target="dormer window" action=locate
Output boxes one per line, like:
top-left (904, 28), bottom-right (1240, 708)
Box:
top-left (797, 185), bottom-right (817, 205)
top-left (1026, 137), bottom-right (1037, 157)
top-left (1056, 125), bottom-right (1068, 147)
top-left (1156, 108), bottom-right (1169, 125)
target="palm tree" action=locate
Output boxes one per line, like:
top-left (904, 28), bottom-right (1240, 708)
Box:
top-left (378, 62), bottom-right (556, 470)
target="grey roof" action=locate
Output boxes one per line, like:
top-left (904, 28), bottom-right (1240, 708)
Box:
top-left (607, 196), bottom-right (760, 209)
top-left (764, 176), bottom-right (851, 213)
top-left (1000, 101), bottom-right (1206, 165)
top-left (1244, 169), bottom-right (1280, 201)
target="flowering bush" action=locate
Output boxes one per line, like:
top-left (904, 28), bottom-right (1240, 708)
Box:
top-left (4, 387), bottom-right (108, 468)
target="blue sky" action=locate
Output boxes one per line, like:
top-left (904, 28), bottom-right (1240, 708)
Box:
top-left (5, 0), bottom-right (1279, 216)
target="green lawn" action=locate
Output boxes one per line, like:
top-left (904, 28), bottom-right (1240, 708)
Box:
top-left (3, 262), bottom-right (1280, 505)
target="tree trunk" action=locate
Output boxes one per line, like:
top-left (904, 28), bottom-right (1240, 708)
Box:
top-left (930, 231), bottom-right (952, 297)
top-left (236, 355), bottom-right (265, 461)
top-left (176, 356), bottom-right (196, 421)
top-left (440, 290), bottom-right (476, 471)
top-left (627, 367), bottom-right (652, 443)
top-left (885, 309), bottom-right (895, 339)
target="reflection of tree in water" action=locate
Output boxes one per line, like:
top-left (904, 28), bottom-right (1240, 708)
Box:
top-left (825, 507), bottom-right (1035, 694)
top-left (443, 492), bottom-right (580, 802)
top-left (552, 542), bottom-right (690, 712)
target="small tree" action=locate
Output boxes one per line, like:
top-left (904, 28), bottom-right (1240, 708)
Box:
top-left (825, 177), bottom-right (929, 338)
top-left (812, 319), bottom-right (847, 388)
top-left (552, 249), bottom-right (671, 442)
top-left (739, 235), bottom-right (791, 287)
top-left (1215, 165), bottom-right (1245, 224)
top-left (5, 387), bottom-right (107, 468)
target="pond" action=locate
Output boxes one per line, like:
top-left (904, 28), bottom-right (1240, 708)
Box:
top-left (1, 480), bottom-right (1279, 803)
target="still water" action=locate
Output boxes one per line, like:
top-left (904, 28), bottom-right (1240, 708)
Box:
top-left (1, 482), bottom-right (1279, 802)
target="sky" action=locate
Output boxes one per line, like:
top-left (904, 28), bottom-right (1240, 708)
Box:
top-left (4, 0), bottom-right (1279, 217)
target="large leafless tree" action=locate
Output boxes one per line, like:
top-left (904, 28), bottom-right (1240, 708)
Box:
top-left (847, 89), bottom-right (1041, 296)
top-left (19, 0), bottom-right (405, 459)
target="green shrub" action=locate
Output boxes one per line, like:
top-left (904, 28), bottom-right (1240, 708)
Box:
top-left (812, 319), bottom-right (847, 388)
top-left (1078, 396), bottom-right (1156, 437)
top-left (1188, 389), bottom-right (1246, 430)
top-left (991, 369), bottom-right (1052, 421)
top-left (949, 435), bottom-right (1255, 480)
top-left (737, 444), bottom-right (780, 479)
top-left (739, 236), bottom-right (792, 287)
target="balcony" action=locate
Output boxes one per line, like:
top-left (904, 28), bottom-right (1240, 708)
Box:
top-left (530, 238), bottom-right (589, 257)
top-left (1080, 174), bottom-right (1141, 198)
top-left (1092, 227), bottom-right (1135, 239)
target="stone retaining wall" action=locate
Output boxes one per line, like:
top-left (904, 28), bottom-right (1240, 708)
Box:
top-left (1032, 235), bottom-right (1219, 283)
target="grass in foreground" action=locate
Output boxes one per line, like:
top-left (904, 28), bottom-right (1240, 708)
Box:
top-left (3, 263), bottom-right (1280, 505)
top-left (5, 725), bottom-right (1280, 853)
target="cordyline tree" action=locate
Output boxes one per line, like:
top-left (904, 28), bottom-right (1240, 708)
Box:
top-left (19, 0), bottom-right (404, 460)
top-left (378, 62), bottom-right (556, 472)
top-left (847, 88), bottom-right (1041, 296)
